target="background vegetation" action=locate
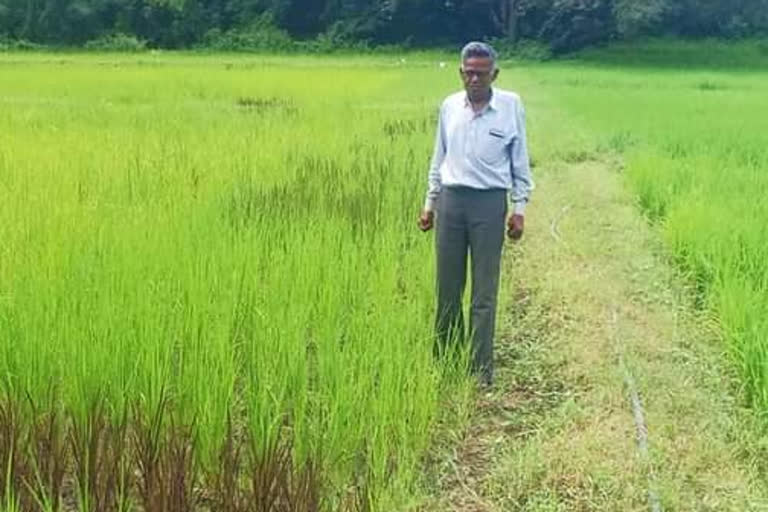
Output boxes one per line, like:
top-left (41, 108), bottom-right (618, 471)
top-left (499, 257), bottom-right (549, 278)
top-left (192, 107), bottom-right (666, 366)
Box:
top-left (1, 0), bottom-right (768, 53)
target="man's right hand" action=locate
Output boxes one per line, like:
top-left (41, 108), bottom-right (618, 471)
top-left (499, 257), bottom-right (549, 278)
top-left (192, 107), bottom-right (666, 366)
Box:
top-left (507, 214), bottom-right (525, 241)
top-left (418, 210), bottom-right (434, 232)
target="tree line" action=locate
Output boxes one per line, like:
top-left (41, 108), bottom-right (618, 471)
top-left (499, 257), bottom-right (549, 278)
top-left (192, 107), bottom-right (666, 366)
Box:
top-left (1, 0), bottom-right (767, 53)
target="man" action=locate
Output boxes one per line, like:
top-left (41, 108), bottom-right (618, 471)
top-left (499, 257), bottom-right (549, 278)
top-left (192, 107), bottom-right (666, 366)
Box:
top-left (419, 41), bottom-right (533, 387)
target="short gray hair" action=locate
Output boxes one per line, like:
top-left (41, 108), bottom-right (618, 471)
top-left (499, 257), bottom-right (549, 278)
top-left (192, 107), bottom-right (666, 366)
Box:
top-left (460, 42), bottom-right (498, 70)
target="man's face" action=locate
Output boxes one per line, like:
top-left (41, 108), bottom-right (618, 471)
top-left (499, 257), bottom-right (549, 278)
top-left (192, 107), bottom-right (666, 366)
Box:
top-left (460, 56), bottom-right (498, 99)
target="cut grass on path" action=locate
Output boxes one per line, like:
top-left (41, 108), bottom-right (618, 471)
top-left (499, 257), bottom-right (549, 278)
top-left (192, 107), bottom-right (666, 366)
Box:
top-left (423, 157), bottom-right (768, 511)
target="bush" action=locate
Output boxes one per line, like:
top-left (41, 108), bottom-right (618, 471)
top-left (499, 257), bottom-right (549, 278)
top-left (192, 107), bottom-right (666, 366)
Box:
top-left (488, 38), bottom-right (553, 61)
top-left (84, 33), bottom-right (147, 52)
top-left (757, 40), bottom-right (768, 57)
top-left (296, 24), bottom-right (373, 54)
top-left (201, 14), bottom-right (293, 52)
top-left (0, 37), bottom-right (44, 51)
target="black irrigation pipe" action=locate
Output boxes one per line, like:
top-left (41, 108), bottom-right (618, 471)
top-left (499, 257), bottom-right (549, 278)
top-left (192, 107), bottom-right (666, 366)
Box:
top-left (549, 204), bottom-right (663, 512)
top-left (614, 312), bottom-right (663, 512)
top-left (549, 205), bottom-right (571, 245)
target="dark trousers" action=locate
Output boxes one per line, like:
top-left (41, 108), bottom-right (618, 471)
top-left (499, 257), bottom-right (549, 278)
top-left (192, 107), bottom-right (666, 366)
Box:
top-left (434, 186), bottom-right (506, 384)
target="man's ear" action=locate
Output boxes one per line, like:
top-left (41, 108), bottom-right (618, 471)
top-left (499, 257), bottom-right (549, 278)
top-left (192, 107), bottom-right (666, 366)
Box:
top-left (492, 68), bottom-right (500, 82)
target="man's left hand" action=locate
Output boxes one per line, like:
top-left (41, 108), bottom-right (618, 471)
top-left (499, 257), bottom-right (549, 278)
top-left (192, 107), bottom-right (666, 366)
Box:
top-left (507, 214), bottom-right (524, 241)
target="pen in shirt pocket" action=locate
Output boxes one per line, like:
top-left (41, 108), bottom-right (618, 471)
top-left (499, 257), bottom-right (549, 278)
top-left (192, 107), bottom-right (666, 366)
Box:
top-left (489, 128), bottom-right (505, 138)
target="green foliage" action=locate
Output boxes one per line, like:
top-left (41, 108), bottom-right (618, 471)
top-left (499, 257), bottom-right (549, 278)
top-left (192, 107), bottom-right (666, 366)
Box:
top-left (200, 13), bottom-right (292, 52)
top-left (2, 0), bottom-right (768, 52)
top-left (83, 33), bottom-right (147, 52)
top-left (294, 22), bottom-right (376, 53)
top-left (0, 37), bottom-right (44, 51)
top-left (202, 27), bottom-right (291, 52)
top-left (489, 37), bottom-right (553, 61)
top-left (537, 0), bottom-right (616, 54)
top-left (613, 0), bottom-right (671, 37)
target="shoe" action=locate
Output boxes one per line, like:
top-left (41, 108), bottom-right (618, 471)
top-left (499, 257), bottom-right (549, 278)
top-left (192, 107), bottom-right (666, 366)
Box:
top-left (478, 373), bottom-right (493, 389)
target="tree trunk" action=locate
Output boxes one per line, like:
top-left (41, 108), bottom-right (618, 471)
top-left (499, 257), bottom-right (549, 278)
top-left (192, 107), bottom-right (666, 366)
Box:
top-left (503, 0), bottom-right (519, 41)
top-left (22, 0), bottom-right (36, 39)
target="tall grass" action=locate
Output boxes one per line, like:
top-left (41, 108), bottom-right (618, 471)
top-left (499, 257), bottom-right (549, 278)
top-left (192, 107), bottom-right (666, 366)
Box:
top-left (0, 54), bottom-right (473, 510)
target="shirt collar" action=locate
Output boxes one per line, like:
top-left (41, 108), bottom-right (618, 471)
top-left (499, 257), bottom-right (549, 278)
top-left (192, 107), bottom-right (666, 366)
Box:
top-left (488, 88), bottom-right (499, 111)
top-left (464, 87), bottom-right (498, 113)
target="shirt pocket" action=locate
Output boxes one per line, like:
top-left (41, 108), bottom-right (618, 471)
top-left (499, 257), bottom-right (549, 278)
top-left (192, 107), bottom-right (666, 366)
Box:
top-left (476, 127), bottom-right (511, 166)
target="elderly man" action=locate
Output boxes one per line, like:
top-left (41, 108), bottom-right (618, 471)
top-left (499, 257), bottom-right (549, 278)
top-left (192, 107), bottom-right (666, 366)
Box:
top-left (419, 41), bottom-right (533, 387)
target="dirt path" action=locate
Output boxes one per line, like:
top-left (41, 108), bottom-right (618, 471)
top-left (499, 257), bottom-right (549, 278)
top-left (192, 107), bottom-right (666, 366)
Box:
top-left (423, 157), bottom-right (768, 511)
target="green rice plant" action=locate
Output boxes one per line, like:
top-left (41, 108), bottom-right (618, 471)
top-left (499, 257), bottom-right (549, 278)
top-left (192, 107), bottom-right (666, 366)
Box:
top-left (0, 52), bottom-right (473, 509)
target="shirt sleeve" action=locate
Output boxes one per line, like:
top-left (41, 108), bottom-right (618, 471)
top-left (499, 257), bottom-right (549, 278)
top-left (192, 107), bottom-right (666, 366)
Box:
top-left (424, 103), bottom-right (446, 212)
top-left (510, 98), bottom-right (534, 215)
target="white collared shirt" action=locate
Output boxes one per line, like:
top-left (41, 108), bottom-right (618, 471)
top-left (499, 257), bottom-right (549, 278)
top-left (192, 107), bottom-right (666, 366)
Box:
top-left (424, 87), bottom-right (533, 215)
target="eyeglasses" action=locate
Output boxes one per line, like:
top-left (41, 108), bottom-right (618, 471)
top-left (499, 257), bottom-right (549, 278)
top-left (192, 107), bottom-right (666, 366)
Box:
top-left (461, 69), bottom-right (493, 79)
